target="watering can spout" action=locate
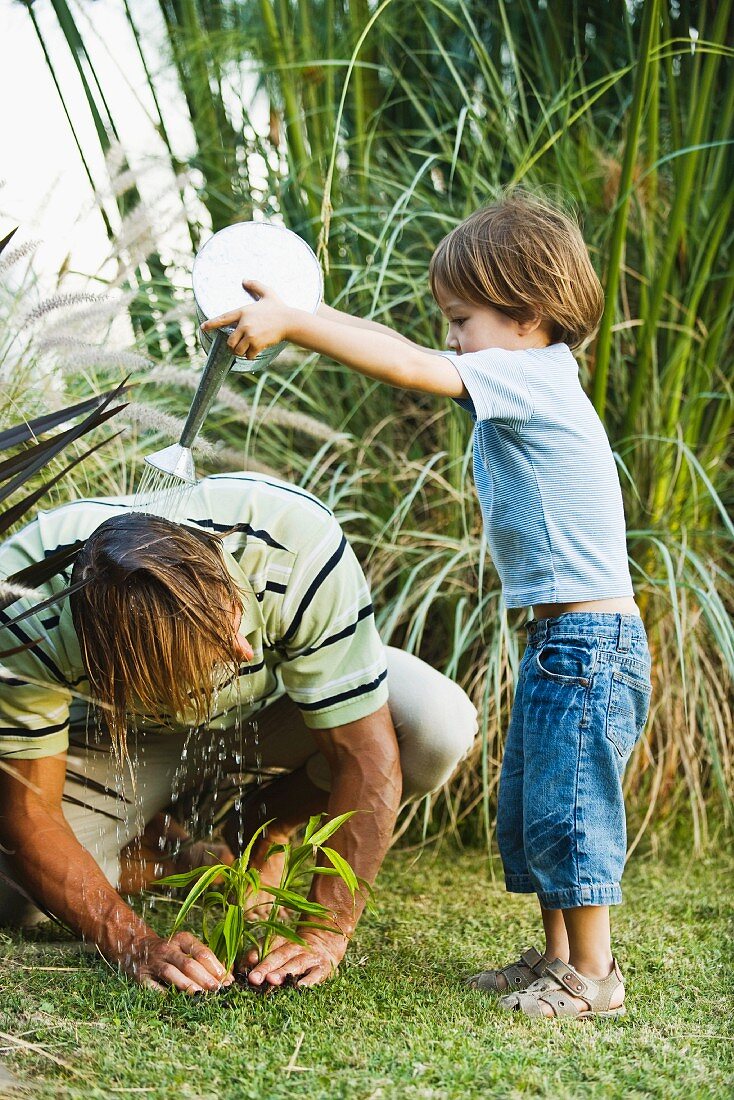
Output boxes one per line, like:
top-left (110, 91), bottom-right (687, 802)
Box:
top-left (144, 327), bottom-right (234, 481)
top-left (144, 443), bottom-right (197, 484)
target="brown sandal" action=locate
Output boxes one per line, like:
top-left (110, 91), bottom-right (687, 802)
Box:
top-left (499, 957), bottom-right (626, 1018)
top-left (465, 946), bottom-right (549, 993)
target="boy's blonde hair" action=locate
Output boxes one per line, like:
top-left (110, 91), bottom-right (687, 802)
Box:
top-left (429, 191), bottom-right (604, 348)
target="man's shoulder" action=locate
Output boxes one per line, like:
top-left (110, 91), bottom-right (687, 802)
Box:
top-left (199, 472), bottom-right (333, 514)
top-left (196, 474), bottom-right (338, 554)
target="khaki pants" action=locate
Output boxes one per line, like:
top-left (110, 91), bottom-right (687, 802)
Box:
top-left (0, 647), bottom-right (477, 925)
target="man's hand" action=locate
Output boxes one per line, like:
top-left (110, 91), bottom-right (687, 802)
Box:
top-left (244, 927), bottom-right (348, 990)
top-left (124, 930), bottom-right (233, 994)
top-left (0, 755), bottom-right (232, 997)
top-left (238, 705), bottom-right (402, 991)
top-left (201, 280), bottom-right (294, 359)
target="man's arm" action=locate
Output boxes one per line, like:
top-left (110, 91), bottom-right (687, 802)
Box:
top-left (0, 755), bottom-right (231, 993)
top-left (246, 702), bottom-right (402, 989)
top-left (202, 284), bottom-right (465, 398)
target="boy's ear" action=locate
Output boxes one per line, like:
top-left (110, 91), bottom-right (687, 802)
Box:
top-left (518, 312), bottom-right (551, 338)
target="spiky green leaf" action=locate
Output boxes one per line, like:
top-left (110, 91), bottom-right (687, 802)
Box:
top-left (222, 903), bottom-right (244, 972)
top-left (303, 813), bottom-right (325, 843)
top-left (307, 811), bottom-right (357, 848)
top-left (321, 846), bottom-right (359, 895)
top-left (167, 864), bottom-right (226, 936)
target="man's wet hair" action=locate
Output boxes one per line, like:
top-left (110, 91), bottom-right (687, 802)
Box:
top-left (70, 512), bottom-right (244, 759)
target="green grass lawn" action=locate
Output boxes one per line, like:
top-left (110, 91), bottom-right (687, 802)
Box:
top-left (1, 840), bottom-right (732, 1099)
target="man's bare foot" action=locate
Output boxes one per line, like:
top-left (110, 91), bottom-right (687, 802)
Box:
top-left (119, 813), bottom-right (235, 894)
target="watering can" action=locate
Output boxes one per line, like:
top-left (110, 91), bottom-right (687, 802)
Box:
top-left (144, 222), bottom-right (323, 484)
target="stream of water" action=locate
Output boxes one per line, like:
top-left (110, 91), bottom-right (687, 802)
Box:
top-left (133, 462), bottom-right (194, 519)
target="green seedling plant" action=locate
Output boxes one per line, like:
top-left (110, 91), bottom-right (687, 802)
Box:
top-left (159, 812), bottom-right (371, 977)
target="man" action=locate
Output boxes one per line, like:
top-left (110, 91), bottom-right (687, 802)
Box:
top-left (0, 472), bottom-right (477, 992)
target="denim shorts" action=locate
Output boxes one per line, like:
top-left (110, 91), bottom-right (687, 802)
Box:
top-left (496, 613), bottom-right (652, 910)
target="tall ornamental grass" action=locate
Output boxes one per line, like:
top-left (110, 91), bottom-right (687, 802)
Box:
top-left (9, 0), bottom-right (733, 847)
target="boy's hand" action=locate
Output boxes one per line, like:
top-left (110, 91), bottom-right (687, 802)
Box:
top-left (201, 280), bottom-right (294, 359)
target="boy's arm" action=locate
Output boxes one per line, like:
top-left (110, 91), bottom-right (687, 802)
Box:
top-left (317, 303), bottom-right (424, 349)
top-left (202, 282), bottom-right (465, 399)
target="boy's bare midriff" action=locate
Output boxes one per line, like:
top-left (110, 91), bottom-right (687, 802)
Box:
top-left (532, 596), bottom-right (639, 621)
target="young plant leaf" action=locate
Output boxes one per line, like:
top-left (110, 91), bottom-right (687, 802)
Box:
top-left (235, 818), bottom-right (275, 873)
top-left (237, 928), bottom-right (263, 956)
top-left (307, 811), bottom-right (357, 848)
top-left (160, 814), bottom-right (372, 973)
top-left (239, 867), bottom-right (262, 901)
top-left (258, 920), bottom-right (308, 948)
top-left (321, 846), bottom-right (359, 896)
top-left (157, 865), bottom-right (213, 889)
top-left (222, 903), bottom-right (244, 972)
top-left (207, 918), bottom-right (226, 961)
top-left (303, 813), bottom-right (325, 843)
top-left (294, 920), bottom-right (344, 936)
top-left (260, 888), bottom-right (329, 917)
top-left (167, 864), bottom-right (225, 936)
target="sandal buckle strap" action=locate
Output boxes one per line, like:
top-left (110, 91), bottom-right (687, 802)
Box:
top-left (546, 958), bottom-right (591, 997)
top-left (519, 947), bottom-right (546, 974)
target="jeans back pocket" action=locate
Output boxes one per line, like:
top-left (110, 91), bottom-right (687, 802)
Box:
top-left (534, 640), bottom-right (595, 686)
top-left (606, 668), bottom-right (652, 758)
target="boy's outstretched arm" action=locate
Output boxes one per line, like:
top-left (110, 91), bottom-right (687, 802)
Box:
top-left (202, 281), bottom-right (465, 399)
top-left (317, 303), bottom-right (424, 349)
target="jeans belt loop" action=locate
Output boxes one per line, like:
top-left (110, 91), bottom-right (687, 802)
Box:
top-left (617, 614), bottom-right (631, 653)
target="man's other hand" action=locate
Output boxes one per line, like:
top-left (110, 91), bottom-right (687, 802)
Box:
top-left (127, 930), bottom-right (233, 994)
top-left (244, 927), bottom-right (347, 990)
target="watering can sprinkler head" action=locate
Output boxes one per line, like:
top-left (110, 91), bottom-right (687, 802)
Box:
top-left (143, 443), bottom-right (197, 483)
top-left (143, 222), bottom-right (323, 485)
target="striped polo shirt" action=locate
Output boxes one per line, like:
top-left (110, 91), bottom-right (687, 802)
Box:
top-left (442, 344), bottom-right (634, 609)
top-left (0, 473), bottom-right (388, 760)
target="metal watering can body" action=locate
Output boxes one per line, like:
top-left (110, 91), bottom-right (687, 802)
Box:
top-left (145, 222), bottom-right (322, 483)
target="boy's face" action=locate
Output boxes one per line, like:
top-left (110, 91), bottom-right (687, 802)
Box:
top-left (435, 287), bottom-right (548, 354)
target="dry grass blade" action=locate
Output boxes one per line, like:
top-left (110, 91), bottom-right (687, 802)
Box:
top-left (284, 1032), bottom-right (310, 1073)
top-left (14, 966), bottom-right (80, 972)
top-left (0, 1031), bottom-right (81, 1076)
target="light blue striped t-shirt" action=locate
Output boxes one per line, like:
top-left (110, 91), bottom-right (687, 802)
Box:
top-left (441, 343), bottom-right (634, 610)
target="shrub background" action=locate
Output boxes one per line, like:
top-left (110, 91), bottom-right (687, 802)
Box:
top-left (2, 0), bottom-right (732, 847)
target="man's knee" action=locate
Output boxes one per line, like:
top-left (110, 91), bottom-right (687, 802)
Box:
top-left (385, 647), bottom-right (478, 801)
